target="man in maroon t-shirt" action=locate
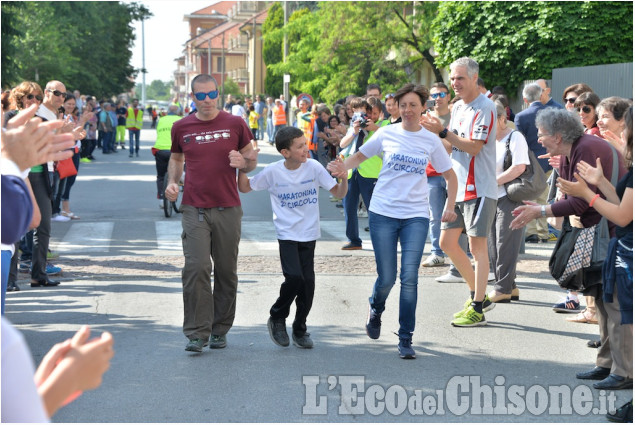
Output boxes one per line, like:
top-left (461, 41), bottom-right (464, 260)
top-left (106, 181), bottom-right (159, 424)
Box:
top-left (166, 74), bottom-right (257, 353)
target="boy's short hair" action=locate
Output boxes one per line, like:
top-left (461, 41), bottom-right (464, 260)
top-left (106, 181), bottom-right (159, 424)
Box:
top-left (366, 96), bottom-right (382, 112)
top-left (317, 105), bottom-right (331, 116)
top-left (350, 97), bottom-right (370, 112)
top-left (275, 126), bottom-right (304, 152)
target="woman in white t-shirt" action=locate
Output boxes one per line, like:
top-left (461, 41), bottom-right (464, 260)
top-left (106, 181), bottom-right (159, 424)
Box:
top-left (328, 83), bottom-right (458, 359)
top-left (487, 100), bottom-right (530, 303)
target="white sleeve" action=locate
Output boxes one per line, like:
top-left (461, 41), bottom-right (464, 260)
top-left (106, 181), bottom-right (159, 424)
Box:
top-left (313, 161), bottom-right (337, 191)
top-left (510, 132), bottom-right (530, 166)
top-left (1, 318), bottom-right (50, 423)
top-left (429, 139), bottom-right (453, 174)
top-left (358, 127), bottom-right (384, 158)
top-left (248, 166), bottom-right (272, 192)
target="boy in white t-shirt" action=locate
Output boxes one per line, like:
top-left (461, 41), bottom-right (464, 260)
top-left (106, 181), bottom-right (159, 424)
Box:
top-left (237, 127), bottom-right (348, 348)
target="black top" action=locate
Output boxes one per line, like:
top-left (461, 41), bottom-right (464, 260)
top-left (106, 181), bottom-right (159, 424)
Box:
top-left (615, 166), bottom-right (633, 243)
top-left (116, 107), bottom-right (127, 126)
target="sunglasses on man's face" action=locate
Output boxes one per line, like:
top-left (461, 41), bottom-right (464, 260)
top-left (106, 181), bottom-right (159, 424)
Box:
top-left (564, 97), bottom-right (577, 104)
top-left (430, 92), bottom-right (448, 99)
top-left (193, 90), bottom-right (219, 101)
top-left (26, 94), bottom-right (43, 102)
top-left (578, 105), bottom-right (592, 114)
top-left (47, 89), bottom-right (66, 97)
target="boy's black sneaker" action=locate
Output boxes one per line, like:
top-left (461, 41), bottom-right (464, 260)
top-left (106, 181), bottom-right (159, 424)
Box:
top-left (366, 304), bottom-right (381, 339)
top-left (292, 332), bottom-right (313, 349)
top-left (268, 317), bottom-right (289, 347)
top-left (398, 338), bottom-right (416, 359)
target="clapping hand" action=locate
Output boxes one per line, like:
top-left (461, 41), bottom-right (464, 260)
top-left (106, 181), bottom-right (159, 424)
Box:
top-left (556, 174), bottom-right (592, 199)
top-left (576, 158), bottom-right (604, 186)
top-left (327, 156), bottom-right (347, 179)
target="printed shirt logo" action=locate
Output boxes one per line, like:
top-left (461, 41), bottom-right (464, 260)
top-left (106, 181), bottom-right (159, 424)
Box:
top-left (182, 129), bottom-right (232, 145)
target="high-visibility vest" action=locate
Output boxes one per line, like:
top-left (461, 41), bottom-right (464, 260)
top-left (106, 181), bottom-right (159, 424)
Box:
top-left (274, 105), bottom-right (286, 126)
top-left (126, 107), bottom-right (143, 130)
top-left (153, 114), bottom-right (181, 150)
top-left (306, 116), bottom-right (317, 152)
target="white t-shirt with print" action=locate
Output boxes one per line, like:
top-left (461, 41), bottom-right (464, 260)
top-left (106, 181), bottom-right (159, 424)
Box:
top-left (359, 124), bottom-right (453, 219)
top-left (496, 130), bottom-right (530, 199)
top-left (249, 158), bottom-right (336, 242)
top-left (448, 94), bottom-right (498, 202)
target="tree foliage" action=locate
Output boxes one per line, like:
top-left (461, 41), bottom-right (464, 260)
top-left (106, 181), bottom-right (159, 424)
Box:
top-left (136, 80), bottom-right (172, 100)
top-left (221, 77), bottom-right (242, 97)
top-left (1, 1), bottom-right (151, 97)
top-left (432, 1), bottom-right (633, 96)
top-left (263, 2), bottom-right (284, 97)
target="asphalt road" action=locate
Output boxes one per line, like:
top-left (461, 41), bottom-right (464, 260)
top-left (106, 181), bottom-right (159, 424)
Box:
top-left (5, 124), bottom-right (631, 423)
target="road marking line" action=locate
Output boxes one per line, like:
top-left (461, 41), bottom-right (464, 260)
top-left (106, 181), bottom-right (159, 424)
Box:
top-left (155, 221), bottom-right (182, 251)
top-left (54, 222), bottom-right (114, 253)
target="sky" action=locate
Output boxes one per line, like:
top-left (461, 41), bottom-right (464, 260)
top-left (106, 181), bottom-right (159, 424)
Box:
top-left (129, 0), bottom-right (220, 85)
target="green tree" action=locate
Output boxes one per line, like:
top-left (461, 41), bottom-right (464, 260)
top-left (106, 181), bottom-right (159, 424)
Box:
top-left (1, 1), bottom-right (151, 97)
top-left (263, 2), bottom-right (284, 97)
top-left (221, 77), bottom-right (241, 98)
top-left (431, 1), bottom-right (633, 97)
top-left (136, 80), bottom-right (172, 100)
top-left (1, 2), bottom-right (27, 88)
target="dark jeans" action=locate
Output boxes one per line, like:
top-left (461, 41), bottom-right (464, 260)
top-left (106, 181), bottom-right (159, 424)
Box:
top-left (102, 131), bottom-right (114, 153)
top-left (61, 152), bottom-right (80, 201)
top-left (129, 129), bottom-right (140, 154)
top-left (19, 230), bottom-right (33, 261)
top-left (51, 172), bottom-right (65, 216)
top-left (343, 170), bottom-right (376, 246)
top-left (270, 240), bottom-right (316, 337)
top-left (81, 139), bottom-right (96, 158)
top-left (154, 150), bottom-right (171, 199)
top-left (28, 172), bottom-right (52, 281)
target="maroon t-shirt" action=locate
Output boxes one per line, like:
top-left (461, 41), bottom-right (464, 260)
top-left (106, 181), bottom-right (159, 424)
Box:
top-left (171, 111), bottom-right (252, 208)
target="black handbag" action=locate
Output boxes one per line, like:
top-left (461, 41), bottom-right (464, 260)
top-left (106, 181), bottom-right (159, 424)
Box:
top-left (548, 144), bottom-right (618, 291)
top-left (502, 131), bottom-right (547, 202)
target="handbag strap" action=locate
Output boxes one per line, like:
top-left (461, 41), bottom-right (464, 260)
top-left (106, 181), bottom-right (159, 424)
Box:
top-left (503, 130), bottom-right (516, 170)
top-left (609, 143), bottom-right (619, 187)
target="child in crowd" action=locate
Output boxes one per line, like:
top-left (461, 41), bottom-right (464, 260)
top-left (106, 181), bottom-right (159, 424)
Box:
top-left (248, 104), bottom-right (259, 149)
top-left (237, 126), bottom-right (347, 348)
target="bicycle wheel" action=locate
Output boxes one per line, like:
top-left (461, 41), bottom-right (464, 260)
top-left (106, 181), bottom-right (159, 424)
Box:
top-left (163, 177), bottom-right (173, 218)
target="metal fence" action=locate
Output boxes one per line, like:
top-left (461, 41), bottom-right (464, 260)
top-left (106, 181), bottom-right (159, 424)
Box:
top-left (511, 62), bottom-right (633, 113)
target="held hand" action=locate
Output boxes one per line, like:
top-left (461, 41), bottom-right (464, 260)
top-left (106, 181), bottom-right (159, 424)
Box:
top-left (365, 120), bottom-right (379, 132)
top-left (441, 209), bottom-right (457, 223)
top-left (576, 158), bottom-right (603, 186)
top-left (164, 182), bottom-right (179, 202)
top-left (556, 174), bottom-right (591, 198)
top-left (71, 126), bottom-right (86, 140)
top-left (509, 202), bottom-right (539, 230)
top-left (327, 158), bottom-right (348, 179)
top-left (228, 150), bottom-right (246, 169)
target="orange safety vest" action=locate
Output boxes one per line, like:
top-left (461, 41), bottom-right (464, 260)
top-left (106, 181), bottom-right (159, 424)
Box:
top-left (306, 115), bottom-right (317, 152)
top-left (274, 105), bottom-right (287, 126)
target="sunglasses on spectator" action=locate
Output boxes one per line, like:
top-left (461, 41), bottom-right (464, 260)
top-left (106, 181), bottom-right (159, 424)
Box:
top-left (564, 97), bottom-right (577, 104)
top-left (47, 89), bottom-right (66, 97)
top-left (430, 92), bottom-right (448, 99)
top-left (26, 94), bottom-right (43, 102)
top-left (193, 90), bottom-right (219, 101)
top-left (578, 105), bottom-right (592, 114)
top-left (385, 93), bottom-right (395, 100)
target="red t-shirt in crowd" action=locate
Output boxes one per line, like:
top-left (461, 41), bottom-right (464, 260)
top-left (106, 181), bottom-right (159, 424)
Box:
top-left (171, 110), bottom-right (252, 208)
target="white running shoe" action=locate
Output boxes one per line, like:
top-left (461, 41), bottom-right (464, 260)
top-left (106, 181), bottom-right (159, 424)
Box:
top-left (435, 272), bottom-right (466, 283)
top-left (422, 254), bottom-right (445, 267)
top-left (51, 214), bottom-right (71, 222)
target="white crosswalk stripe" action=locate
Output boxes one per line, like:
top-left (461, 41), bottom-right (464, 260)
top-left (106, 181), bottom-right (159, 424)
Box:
top-left (52, 219), bottom-right (373, 255)
top-left (53, 222), bottom-right (115, 253)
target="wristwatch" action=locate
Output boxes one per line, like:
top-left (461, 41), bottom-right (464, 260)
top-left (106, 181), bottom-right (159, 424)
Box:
top-left (438, 128), bottom-right (448, 139)
top-left (540, 205), bottom-right (547, 217)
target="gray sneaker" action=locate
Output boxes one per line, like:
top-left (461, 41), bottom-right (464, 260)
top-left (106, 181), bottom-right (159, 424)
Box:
top-left (268, 317), bottom-right (289, 347)
top-left (208, 334), bottom-right (227, 349)
top-left (185, 338), bottom-right (208, 352)
top-left (292, 332), bottom-right (313, 349)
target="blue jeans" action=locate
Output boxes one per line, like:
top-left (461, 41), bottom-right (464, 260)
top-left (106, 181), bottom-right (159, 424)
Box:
top-left (369, 212), bottom-right (429, 339)
top-left (257, 117), bottom-right (265, 140)
top-left (267, 118), bottom-right (274, 142)
top-left (343, 170), bottom-right (376, 246)
top-left (102, 131), bottom-right (114, 153)
top-left (1, 250), bottom-right (11, 314)
top-left (427, 175), bottom-right (447, 257)
top-left (129, 129), bottom-right (140, 154)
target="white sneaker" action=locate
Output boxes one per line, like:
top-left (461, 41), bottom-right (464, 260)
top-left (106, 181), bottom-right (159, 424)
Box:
top-left (357, 208), bottom-right (368, 218)
top-left (423, 254), bottom-right (445, 267)
top-left (51, 214), bottom-right (71, 222)
top-left (159, 200), bottom-right (164, 209)
top-left (488, 272), bottom-right (496, 282)
top-left (435, 272), bottom-right (466, 283)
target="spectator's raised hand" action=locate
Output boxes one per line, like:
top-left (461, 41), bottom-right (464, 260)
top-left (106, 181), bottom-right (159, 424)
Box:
top-left (576, 158), bottom-right (604, 186)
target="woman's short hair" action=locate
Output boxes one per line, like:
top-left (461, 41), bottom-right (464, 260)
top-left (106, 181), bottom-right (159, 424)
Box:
top-left (535, 107), bottom-right (585, 144)
top-left (9, 81), bottom-right (43, 110)
top-left (597, 96), bottom-right (633, 121)
top-left (573, 91), bottom-right (600, 110)
top-left (365, 96), bottom-right (382, 112)
top-left (327, 114), bottom-right (340, 126)
top-left (394, 83), bottom-right (429, 107)
top-left (493, 100), bottom-right (506, 118)
top-left (562, 83), bottom-right (594, 102)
